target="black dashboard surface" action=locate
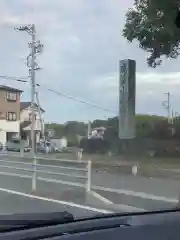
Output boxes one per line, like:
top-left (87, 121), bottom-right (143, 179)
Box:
top-left (0, 210), bottom-right (180, 239)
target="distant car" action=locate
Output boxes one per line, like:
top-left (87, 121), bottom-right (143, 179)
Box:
top-left (7, 139), bottom-right (31, 152)
top-left (24, 147), bottom-right (31, 152)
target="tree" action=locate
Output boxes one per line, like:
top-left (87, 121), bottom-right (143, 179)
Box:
top-left (46, 115), bottom-right (166, 138)
top-left (149, 119), bottom-right (170, 138)
top-left (123, 0), bottom-right (180, 67)
top-left (64, 121), bottom-right (87, 136)
top-left (45, 123), bottom-right (66, 137)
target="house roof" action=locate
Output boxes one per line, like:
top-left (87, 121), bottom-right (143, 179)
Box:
top-left (20, 101), bottom-right (45, 112)
top-left (0, 85), bottom-right (23, 92)
top-left (20, 102), bottom-right (31, 110)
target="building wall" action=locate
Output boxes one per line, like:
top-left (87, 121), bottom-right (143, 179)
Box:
top-left (0, 89), bottom-right (21, 144)
top-left (0, 89), bottom-right (21, 120)
top-left (20, 106), bottom-right (44, 131)
top-left (0, 131), bottom-right (6, 144)
top-left (0, 120), bottom-right (20, 144)
top-left (0, 120), bottom-right (20, 132)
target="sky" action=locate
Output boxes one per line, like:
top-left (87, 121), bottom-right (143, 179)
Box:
top-left (1, 0), bottom-right (180, 123)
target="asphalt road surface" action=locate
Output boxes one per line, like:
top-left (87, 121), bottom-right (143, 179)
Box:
top-left (0, 154), bottom-right (179, 212)
top-left (0, 186), bottom-right (99, 218)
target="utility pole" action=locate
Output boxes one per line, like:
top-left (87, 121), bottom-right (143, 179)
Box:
top-left (87, 121), bottom-right (91, 139)
top-left (15, 24), bottom-right (43, 154)
top-left (15, 24), bottom-right (43, 191)
top-left (35, 91), bottom-right (45, 146)
top-left (162, 92), bottom-right (171, 123)
top-left (31, 24), bottom-right (36, 156)
top-left (171, 110), bottom-right (179, 135)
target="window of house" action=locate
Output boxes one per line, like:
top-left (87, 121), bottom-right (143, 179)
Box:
top-left (7, 112), bottom-right (17, 121)
top-left (6, 92), bottom-right (17, 101)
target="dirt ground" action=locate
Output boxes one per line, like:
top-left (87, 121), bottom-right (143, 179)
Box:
top-left (51, 152), bottom-right (180, 168)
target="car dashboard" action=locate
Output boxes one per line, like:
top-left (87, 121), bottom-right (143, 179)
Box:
top-left (0, 209), bottom-right (179, 240)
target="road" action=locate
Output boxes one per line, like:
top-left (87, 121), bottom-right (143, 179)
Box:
top-left (0, 187), bottom-right (97, 218)
top-left (0, 153), bottom-right (179, 212)
top-left (0, 168), bottom-right (111, 217)
top-left (0, 154), bottom-right (114, 216)
top-left (92, 171), bottom-right (180, 210)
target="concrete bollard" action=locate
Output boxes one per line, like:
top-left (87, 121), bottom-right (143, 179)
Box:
top-left (132, 165), bottom-right (138, 176)
top-left (86, 160), bottom-right (92, 192)
top-left (32, 156), bottom-right (37, 192)
top-left (20, 143), bottom-right (24, 158)
top-left (77, 148), bottom-right (83, 162)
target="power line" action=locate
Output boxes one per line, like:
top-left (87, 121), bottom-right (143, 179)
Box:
top-left (0, 76), bottom-right (117, 114)
top-left (47, 88), bottom-right (117, 114)
top-left (0, 75), bottom-right (28, 82)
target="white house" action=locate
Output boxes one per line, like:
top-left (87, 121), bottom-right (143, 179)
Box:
top-left (20, 102), bottom-right (45, 145)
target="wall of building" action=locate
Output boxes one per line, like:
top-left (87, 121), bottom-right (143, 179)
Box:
top-left (20, 106), bottom-right (44, 131)
top-left (0, 120), bottom-right (20, 132)
top-left (0, 89), bottom-right (21, 144)
top-left (0, 120), bottom-right (20, 144)
top-left (0, 131), bottom-right (6, 144)
top-left (0, 89), bottom-right (21, 120)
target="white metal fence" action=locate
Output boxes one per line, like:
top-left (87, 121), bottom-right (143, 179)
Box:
top-left (0, 154), bottom-right (92, 192)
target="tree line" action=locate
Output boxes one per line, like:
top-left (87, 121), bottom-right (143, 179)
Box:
top-left (45, 114), bottom-right (180, 146)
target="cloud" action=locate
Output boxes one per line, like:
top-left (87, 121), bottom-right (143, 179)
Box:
top-left (89, 71), bottom-right (180, 116)
top-left (90, 72), bottom-right (180, 91)
top-left (0, 0), bottom-right (180, 123)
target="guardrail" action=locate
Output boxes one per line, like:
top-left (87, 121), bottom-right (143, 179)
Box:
top-left (0, 154), bottom-right (92, 192)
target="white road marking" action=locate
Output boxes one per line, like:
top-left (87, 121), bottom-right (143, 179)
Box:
top-left (0, 171), bottom-right (85, 188)
top-left (90, 191), bottom-right (113, 204)
top-left (0, 154), bottom-right (88, 163)
top-left (0, 171), bottom-right (32, 179)
top-left (0, 165), bottom-right (87, 179)
top-left (89, 191), bottom-right (146, 212)
top-left (0, 187), bottom-right (113, 214)
top-left (0, 158), bottom-right (87, 171)
top-left (37, 176), bottom-right (84, 187)
top-left (92, 186), bottom-right (178, 203)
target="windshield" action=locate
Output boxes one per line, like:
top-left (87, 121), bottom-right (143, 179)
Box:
top-left (0, 0), bottom-right (179, 220)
